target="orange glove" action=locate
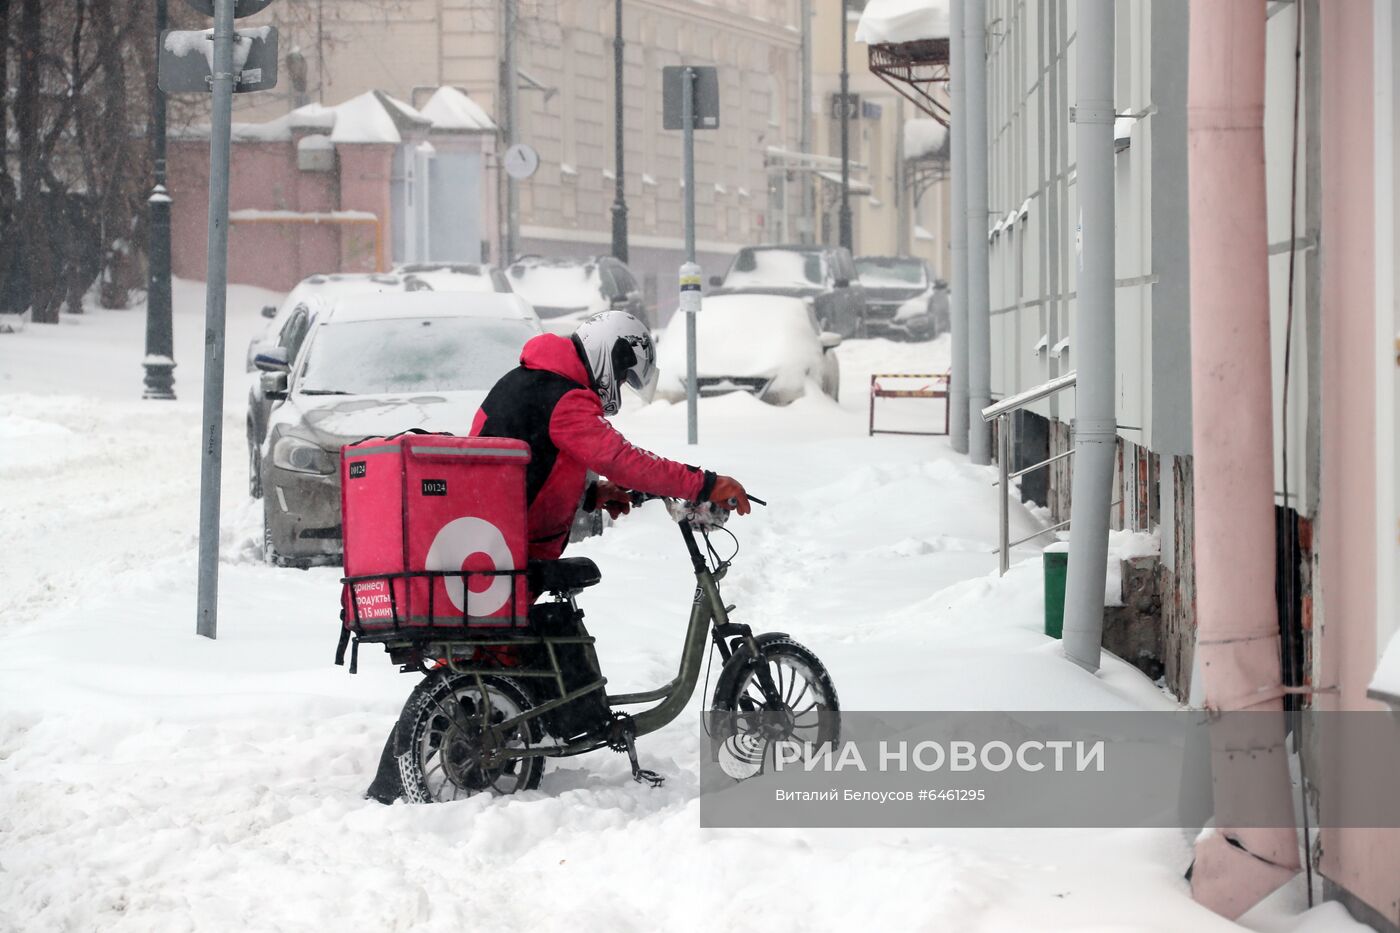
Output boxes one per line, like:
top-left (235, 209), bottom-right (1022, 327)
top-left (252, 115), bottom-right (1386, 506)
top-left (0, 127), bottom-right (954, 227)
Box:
top-left (709, 475), bottom-right (751, 515)
top-left (593, 480), bottom-right (633, 519)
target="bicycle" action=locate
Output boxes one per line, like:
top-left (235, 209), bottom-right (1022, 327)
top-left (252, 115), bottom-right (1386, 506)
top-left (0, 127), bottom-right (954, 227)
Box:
top-left (342, 493), bottom-right (840, 802)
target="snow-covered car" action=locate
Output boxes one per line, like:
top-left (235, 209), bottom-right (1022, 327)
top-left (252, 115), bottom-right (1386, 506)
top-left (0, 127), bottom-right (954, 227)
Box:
top-left (855, 255), bottom-right (949, 341)
top-left (255, 292), bottom-right (542, 566)
top-left (653, 293), bottom-right (841, 405)
top-left (709, 245), bottom-right (868, 338)
top-left (505, 255), bottom-right (650, 334)
top-left (246, 271), bottom-right (533, 497)
top-left (246, 265), bottom-right (512, 373)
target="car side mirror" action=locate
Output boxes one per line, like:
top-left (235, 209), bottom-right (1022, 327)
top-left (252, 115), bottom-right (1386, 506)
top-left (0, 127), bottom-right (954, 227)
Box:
top-left (833, 277), bottom-right (850, 289)
top-left (708, 275), bottom-right (723, 287)
top-left (819, 331), bottom-right (843, 351)
top-left (261, 304), bottom-right (278, 319)
top-left (253, 346), bottom-right (290, 372)
top-left (260, 371), bottom-right (289, 401)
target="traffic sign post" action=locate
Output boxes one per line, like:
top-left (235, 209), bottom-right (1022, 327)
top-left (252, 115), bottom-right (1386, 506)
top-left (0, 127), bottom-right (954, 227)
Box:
top-left (663, 65), bottom-right (719, 446)
top-left (162, 0), bottom-right (279, 640)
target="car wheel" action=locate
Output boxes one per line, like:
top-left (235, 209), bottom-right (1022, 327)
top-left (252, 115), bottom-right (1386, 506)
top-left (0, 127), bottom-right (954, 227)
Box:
top-left (248, 432), bottom-right (263, 500)
top-left (263, 502), bottom-right (287, 568)
top-left (823, 354), bottom-right (841, 402)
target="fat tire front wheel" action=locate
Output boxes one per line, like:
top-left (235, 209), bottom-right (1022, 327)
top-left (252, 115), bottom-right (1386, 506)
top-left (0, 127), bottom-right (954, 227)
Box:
top-left (711, 635), bottom-right (840, 779)
top-left (396, 672), bottom-right (545, 803)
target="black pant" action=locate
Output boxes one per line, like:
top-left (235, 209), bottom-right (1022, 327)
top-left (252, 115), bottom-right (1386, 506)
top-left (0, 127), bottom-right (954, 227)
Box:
top-left (365, 725), bottom-right (403, 804)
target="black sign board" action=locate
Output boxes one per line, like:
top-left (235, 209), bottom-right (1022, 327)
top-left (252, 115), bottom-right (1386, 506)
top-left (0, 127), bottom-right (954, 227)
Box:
top-left (158, 28), bottom-right (279, 94)
top-left (663, 66), bottom-right (721, 131)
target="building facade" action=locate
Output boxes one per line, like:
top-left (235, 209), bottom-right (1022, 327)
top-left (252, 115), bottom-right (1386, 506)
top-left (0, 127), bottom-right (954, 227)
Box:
top-left (814, 4), bottom-right (952, 276)
top-left (974, 0), bottom-right (1400, 924)
top-left (226, 0), bottom-right (808, 323)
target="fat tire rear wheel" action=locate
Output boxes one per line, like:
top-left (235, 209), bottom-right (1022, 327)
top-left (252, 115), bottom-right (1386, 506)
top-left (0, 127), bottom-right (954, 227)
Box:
top-left (396, 672), bottom-right (545, 803)
top-left (711, 635), bottom-right (839, 779)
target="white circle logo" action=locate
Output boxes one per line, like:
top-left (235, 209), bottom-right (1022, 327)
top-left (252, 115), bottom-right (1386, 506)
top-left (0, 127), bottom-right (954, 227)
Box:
top-left (424, 517), bottom-right (515, 617)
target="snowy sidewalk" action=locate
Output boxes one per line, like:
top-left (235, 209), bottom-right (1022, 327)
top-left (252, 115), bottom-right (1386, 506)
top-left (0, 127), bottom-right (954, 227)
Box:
top-left (0, 290), bottom-right (1364, 932)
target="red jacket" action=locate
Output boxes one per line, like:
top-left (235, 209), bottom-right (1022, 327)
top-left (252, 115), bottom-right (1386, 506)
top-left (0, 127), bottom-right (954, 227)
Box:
top-left (472, 333), bottom-right (713, 560)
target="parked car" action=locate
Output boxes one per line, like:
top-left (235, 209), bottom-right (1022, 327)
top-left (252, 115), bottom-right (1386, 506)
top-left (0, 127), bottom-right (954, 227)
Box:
top-left (246, 265), bottom-right (512, 373)
top-left (253, 291), bottom-right (542, 566)
top-left (654, 293), bottom-right (841, 405)
top-left (708, 244), bottom-right (868, 338)
top-left (245, 272), bottom-right (534, 497)
top-left (505, 255), bottom-right (650, 333)
top-left (855, 255), bottom-right (949, 340)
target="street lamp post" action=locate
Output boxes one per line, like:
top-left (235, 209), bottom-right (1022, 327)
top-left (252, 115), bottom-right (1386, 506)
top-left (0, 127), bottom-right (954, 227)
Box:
top-left (838, 0), bottom-right (854, 252)
top-left (610, 0), bottom-right (629, 263)
top-left (143, 0), bottom-right (176, 400)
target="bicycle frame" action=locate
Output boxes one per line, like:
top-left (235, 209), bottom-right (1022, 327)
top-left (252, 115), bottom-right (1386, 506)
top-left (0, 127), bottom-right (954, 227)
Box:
top-left (403, 514), bottom-right (765, 764)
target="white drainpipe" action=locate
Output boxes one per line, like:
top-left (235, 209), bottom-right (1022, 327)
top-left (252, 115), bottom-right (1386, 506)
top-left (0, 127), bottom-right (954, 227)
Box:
top-left (948, 0), bottom-right (970, 454)
top-left (964, 0), bottom-right (992, 465)
top-left (1061, 0), bottom-right (1117, 672)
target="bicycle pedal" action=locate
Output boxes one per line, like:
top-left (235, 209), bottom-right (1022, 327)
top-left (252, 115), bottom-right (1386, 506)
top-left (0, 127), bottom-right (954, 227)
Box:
top-left (632, 767), bottom-right (665, 788)
top-left (623, 734), bottom-right (665, 788)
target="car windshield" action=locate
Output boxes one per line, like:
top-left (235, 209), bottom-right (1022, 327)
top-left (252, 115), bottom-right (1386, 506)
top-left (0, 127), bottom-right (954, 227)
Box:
top-left (297, 317), bottom-right (534, 395)
top-left (723, 249), bottom-right (827, 290)
top-left (856, 258), bottom-right (928, 288)
top-left (508, 261), bottom-right (605, 315)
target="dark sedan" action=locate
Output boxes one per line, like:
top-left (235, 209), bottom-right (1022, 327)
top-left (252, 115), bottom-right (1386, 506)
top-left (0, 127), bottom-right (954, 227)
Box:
top-left (855, 255), bottom-right (949, 341)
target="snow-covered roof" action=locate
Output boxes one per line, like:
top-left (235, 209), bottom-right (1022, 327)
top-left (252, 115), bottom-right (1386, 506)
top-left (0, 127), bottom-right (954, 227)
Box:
top-left (419, 86), bottom-right (495, 132)
top-left (903, 118), bottom-right (947, 160)
top-left (329, 91), bottom-right (423, 144)
top-left (175, 88), bottom-right (479, 144)
top-left (855, 0), bottom-right (951, 45)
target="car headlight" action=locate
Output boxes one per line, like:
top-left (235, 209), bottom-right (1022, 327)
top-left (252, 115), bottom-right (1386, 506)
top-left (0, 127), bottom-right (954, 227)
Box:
top-left (272, 434), bottom-right (336, 475)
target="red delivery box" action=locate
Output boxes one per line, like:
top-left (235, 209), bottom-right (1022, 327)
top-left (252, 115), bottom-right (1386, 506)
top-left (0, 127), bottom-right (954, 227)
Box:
top-left (340, 434), bottom-right (532, 631)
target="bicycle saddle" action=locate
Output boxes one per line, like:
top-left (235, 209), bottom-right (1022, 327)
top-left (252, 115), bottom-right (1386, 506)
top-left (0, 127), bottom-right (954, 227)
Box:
top-left (527, 557), bottom-right (602, 594)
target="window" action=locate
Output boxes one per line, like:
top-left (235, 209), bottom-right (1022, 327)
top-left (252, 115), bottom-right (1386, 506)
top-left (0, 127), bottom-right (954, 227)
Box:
top-left (279, 307), bottom-right (312, 361)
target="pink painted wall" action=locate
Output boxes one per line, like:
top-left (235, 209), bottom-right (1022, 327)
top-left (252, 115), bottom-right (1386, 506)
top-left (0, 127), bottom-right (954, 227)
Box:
top-left (169, 136), bottom-right (374, 293)
top-left (1316, 4), bottom-right (1400, 925)
top-left (333, 145), bottom-right (396, 275)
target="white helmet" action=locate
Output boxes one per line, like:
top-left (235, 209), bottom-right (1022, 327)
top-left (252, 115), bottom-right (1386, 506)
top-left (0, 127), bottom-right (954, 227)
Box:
top-left (572, 310), bottom-right (656, 415)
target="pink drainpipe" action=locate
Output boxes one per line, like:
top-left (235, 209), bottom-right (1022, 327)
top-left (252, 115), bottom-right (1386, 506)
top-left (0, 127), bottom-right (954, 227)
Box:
top-left (1186, 0), bottom-right (1301, 918)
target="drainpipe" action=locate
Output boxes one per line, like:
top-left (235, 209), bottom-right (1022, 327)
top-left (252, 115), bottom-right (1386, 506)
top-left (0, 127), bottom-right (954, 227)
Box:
top-left (964, 0), bottom-right (992, 465)
top-left (1060, 0), bottom-right (1116, 672)
top-left (948, 0), bottom-right (969, 453)
top-left (1185, 0), bottom-right (1300, 917)
top-left (799, 0), bottom-right (814, 245)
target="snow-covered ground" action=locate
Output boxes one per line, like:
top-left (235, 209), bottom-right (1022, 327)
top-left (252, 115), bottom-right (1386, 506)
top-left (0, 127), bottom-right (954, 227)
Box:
top-left (0, 286), bottom-right (1367, 932)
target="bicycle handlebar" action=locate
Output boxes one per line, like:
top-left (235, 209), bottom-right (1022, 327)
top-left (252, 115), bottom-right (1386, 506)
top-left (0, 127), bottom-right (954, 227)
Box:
top-left (627, 490), bottom-right (767, 509)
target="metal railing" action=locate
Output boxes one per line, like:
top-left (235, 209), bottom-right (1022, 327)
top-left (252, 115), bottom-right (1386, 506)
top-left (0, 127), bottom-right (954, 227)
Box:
top-left (981, 370), bottom-right (1077, 575)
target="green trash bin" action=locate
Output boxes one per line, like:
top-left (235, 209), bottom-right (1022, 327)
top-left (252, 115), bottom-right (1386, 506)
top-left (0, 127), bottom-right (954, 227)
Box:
top-left (1043, 548), bottom-right (1068, 639)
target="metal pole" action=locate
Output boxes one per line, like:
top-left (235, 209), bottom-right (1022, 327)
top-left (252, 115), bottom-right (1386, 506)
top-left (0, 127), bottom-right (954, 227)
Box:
top-left (1044, 0), bottom-right (1061, 421)
top-left (998, 414), bottom-right (1010, 575)
top-left (964, 0), bottom-right (992, 465)
top-left (683, 67), bottom-right (698, 446)
top-left (799, 0), bottom-right (813, 244)
top-left (895, 96), bottom-right (910, 256)
top-left (610, 0), bottom-right (628, 262)
top-left (502, 0), bottom-right (519, 263)
top-left (838, 0), bottom-right (853, 252)
top-left (1061, 0), bottom-right (1116, 672)
top-left (195, 0), bottom-right (237, 640)
top-left (143, 0), bottom-right (175, 401)
top-left (948, 0), bottom-right (969, 453)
